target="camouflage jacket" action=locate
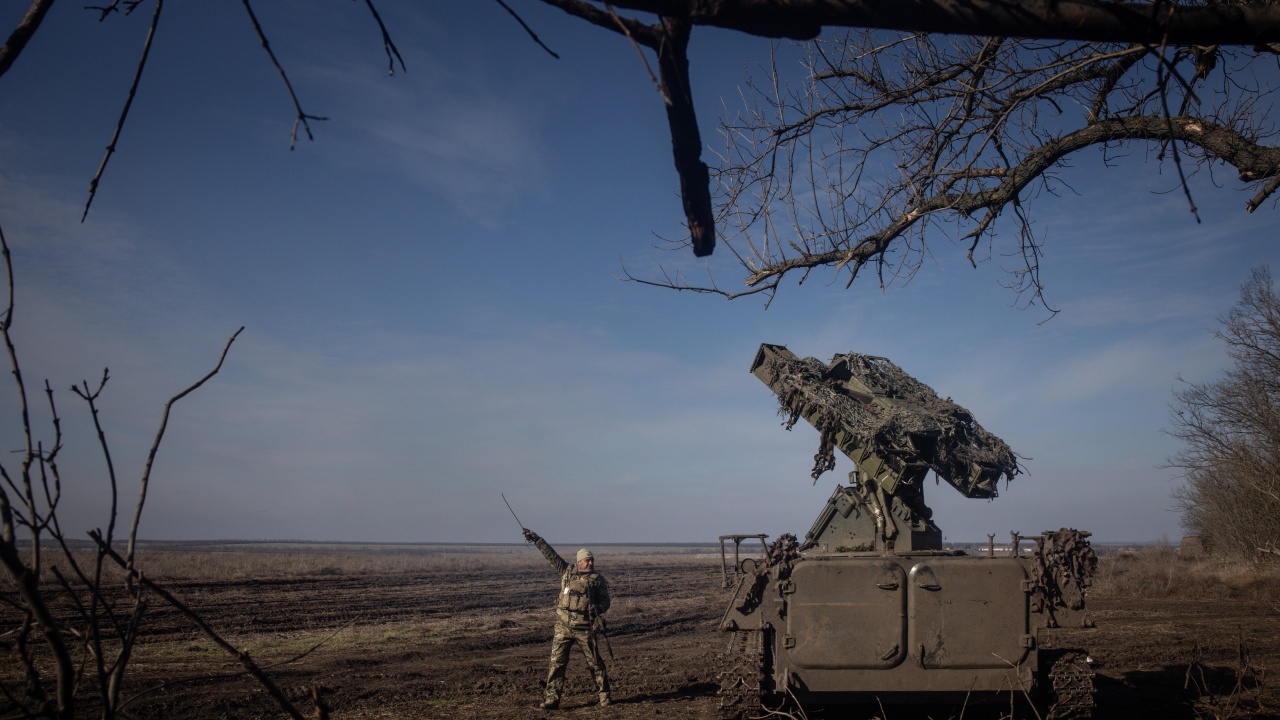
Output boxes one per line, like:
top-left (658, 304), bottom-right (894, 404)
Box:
top-left (533, 537), bottom-right (610, 627)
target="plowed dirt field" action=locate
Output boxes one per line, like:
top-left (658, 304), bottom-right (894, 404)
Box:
top-left (4, 544), bottom-right (1277, 719)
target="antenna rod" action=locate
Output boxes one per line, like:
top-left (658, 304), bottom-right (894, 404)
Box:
top-left (502, 493), bottom-right (528, 542)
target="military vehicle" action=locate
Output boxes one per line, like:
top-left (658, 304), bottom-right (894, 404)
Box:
top-left (718, 344), bottom-right (1097, 719)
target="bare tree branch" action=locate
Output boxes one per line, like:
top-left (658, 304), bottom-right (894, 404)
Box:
top-left (742, 114), bottom-right (1280, 287)
top-left (1, 218), bottom-right (283, 718)
top-left (361, 0), bottom-right (407, 74)
top-left (539, 0), bottom-right (662, 44)
top-left (89, 532), bottom-right (311, 720)
top-left (595, 0), bottom-right (1280, 45)
top-left (536, 3), bottom-right (717, 254)
top-left (0, 221), bottom-right (76, 718)
top-left (536, 0), bottom-right (1280, 266)
top-left (241, 0), bottom-right (328, 150)
top-left (0, 0), bottom-right (56, 80)
top-left (1246, 174), bottom-right (1280, 212)
top-left (656, 17), bottom-right (716, 255)
top-left (607, 1), bottom-right (669, 102)
top-left (495, 0), bottom-right (561, 58)
top-left (619, 31), bottom-right (1280, 306)
top-left (70, 371), bottom-right (119, 546)
top-left (125, 326), bottom-right (243, 568)
top-left (82, 0), bottom-right (163, 223)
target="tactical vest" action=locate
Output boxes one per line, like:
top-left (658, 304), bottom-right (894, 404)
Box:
top-left (556, 571), bottom-right (596, 614)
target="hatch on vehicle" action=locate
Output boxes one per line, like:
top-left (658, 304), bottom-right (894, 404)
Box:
top-left (786, 560), bottom-right (907, 670)
top-left (908, 559), bottom-right (1031, 669)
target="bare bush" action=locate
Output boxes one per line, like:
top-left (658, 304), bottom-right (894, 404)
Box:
top-left (1169, 266), bottom-right (1280, 561)
top-left (0, 226), bottom-right (314, 720)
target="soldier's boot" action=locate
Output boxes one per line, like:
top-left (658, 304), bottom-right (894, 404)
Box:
top-left (539, 697), bottom-right (560, 710)
top-left (597, 693), bottom-right (611, 707)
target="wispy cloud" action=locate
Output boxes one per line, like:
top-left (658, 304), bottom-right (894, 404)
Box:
top-left (273, 7), bottom-right (555, 228)
top-left (1037, 339), bottom-right (1184, 404)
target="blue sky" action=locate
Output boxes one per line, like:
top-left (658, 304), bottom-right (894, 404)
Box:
top-left (1, 2), bottom-right (1277, 545)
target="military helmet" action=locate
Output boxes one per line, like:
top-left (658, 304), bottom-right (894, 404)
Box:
top-left (576, 548), bottom-right (593, 562)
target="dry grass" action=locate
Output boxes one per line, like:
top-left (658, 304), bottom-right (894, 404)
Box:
top-left (10, 541), bottom-right (1280, 719)
top-left (18, 541), bottom-right (1276, 600)
top-left (134, 548), bottom-right (531, 580)
top-left (18, 542), bottom-right (719, 583)
top-left (1092, 543), bottom-right (1280, 601)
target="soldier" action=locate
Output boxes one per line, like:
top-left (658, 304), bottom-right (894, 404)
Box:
top-left (522, 527), bottom-right (611, 710)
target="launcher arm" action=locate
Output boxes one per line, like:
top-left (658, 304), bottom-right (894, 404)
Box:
top-left (751, 343), bottom-right (1020, 553)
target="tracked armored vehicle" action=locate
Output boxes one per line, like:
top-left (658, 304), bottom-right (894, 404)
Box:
top-left (718, 344), bottom-right (1097, 719)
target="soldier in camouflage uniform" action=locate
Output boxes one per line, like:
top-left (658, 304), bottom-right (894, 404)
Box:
top-left (522, 528), bottom-right (611, 710)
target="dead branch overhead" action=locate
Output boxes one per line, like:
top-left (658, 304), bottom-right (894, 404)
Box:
top-left (602, 0), bottom-right (1280, 45)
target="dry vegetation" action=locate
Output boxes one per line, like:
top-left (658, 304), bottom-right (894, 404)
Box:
top-left (4, 542), bottom-right (1279, 719)
top-left (1169, 267), bottom-right (1280, 562)
top-left (1082, 546), bottom-right (1279, 720)
top-left (1093, 544), bottom-right (1280, 602)
top-left (132, 544), bottom-right (549, 581)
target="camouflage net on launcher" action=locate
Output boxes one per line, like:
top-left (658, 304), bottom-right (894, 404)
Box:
top-left (1033, 529), bottom-right (1097, 614)
top-left (763, 353), bottom-right (1019, 492)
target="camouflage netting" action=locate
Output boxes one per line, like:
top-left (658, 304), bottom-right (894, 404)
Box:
top-left (762, 352), bottom-right (1019, 495)
top-left (1032, 529), bottom-right (1097, 615)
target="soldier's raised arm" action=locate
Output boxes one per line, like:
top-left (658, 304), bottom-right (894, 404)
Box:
top-left (523, 528), bottom-right (569, 575)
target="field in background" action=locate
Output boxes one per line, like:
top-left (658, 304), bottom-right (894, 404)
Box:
top-left (128, 541), bottom-right (721, 581)
top-left (3, 542), bottom-right (1277, 719)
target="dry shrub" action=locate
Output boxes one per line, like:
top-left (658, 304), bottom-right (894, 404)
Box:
top-left (1092, 545), bottom-right (1280, 601)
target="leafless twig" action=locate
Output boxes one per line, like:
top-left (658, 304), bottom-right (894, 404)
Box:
top-left (494, 0), bottom-right (560, 59)
top-left (82, 0), bottom-right (164, 222)
top-left (361, 0), bottom-right (407, 74)
top-left (605, 2), bottom-right (668, 104)
top-left (241, 0), bottom-right (328, 150)
top-left (126, 326), bottom-right (243, 568)
top-left (89, 532), bottom-right (311, 720)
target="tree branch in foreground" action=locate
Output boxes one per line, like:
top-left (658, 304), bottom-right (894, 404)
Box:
top-left (626, 33), bottom-right (1279, 307)
top-left (600, 0), bottom-right (1280, 45)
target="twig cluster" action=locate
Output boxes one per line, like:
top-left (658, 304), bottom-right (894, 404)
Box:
top-left (0, 223), bottom-right (322, 719)
top-left (1184, 631), bottom-right (1267, 720)
top-left (627, 29), bottom-right (1280, 309)
top-left (0, 0), bottom-right (405, 223)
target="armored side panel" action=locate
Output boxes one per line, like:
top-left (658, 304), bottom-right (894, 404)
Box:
top-left (719, 531), bottom-right (1097, 718)
top-left (724, 555), bottom-right (1032, 694)
top-left (784, 559), bottom-right (908, 671)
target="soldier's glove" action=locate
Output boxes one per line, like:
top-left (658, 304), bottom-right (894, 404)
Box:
top-left (522, 528), bottom-right (538, 543)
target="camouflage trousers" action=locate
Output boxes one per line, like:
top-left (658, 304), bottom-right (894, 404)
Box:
top-left (544, 618), bottom-right (610, 703)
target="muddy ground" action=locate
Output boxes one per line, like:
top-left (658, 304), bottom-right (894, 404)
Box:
top-left (4, 546), bottom-right (1278, 719)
